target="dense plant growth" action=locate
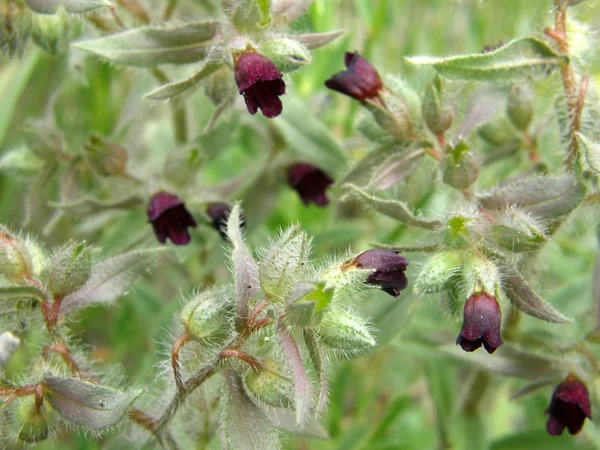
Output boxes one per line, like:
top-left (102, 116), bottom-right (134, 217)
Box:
top-left (1, 0), bottom-right (600, 449)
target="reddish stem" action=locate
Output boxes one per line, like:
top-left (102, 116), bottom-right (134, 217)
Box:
top-left (171, 334), bottom-right (190, 394)
top-left (220, 349), bottom-right (263, 371)
top-left (34, 384), bottom-right (44, 413)
top-left (42, 341), bottom-right (81, 376)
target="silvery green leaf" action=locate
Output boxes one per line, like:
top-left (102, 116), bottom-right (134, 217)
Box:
top-left (369, 148), bottom-right (424, 191)
top-left (262, 405), bottom-right (329, 440)
top-left (406, 38), bottom-right (565, 81)
top-left (73, 22), bottom-right (220, 67)
top-left (304, 329), bottom-right (327, 413)
top-left (344, 184), bottom-right (443, 230)
top-left (226, 204), bottom-right (259, 327)
top-left (59, 248), bottom-right (167, 314)
top-left (43, 377), bottom-right (142, 430)
top-left (295, 30), bottom-right (346, 50)
top-left (501, 263), bottom-right (571, 324)
top-left (25, 0), bottom-right (112, 14)
top-left (441, 344), bottom-right (564, 379)
top-left (477, 175), bottom-right (586, 219)
top-left (48, 195), bottom-right (142, 216)
top-left (458, 85), bottom-right (506, 139)
top-left (221, 370), bottom-right (281, 450)
top-left (339, 143), bottom-right (400, 186)
top-left (277, 321), bottom-right (312, 426)
top-left (0, 146), bottom-right (44, 175)
top-left (0, 285), bottom-right (47, 303)
top-left (272, 0), bottom-right (313, 25)
top-left (259, 225), bottom-right (311, 301)
top-left (576, 133), bottom-right (600, 175)
top-left (145, 61), bottom-right (223, 101)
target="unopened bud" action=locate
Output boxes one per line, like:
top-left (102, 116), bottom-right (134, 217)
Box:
top-left (506, 84), bottom-right (534, 131)
top-left (47, 242), bottom-right (91, 297)
top-left (84, 134), bottom-right (128, 177)
top-left (259, 226), bottom-right (311, 301)
top-left (232, 0), bottom-right (271, 33)
top-left (14, 396), bottom-right (54, 443)
top-left (478, 115), bottom-right (516, 146)
top-left (31, 7), bottom-right (69, 54)
top-left (0, 228), bottom-right (33, 281)
top-left (491, 210), bottom-right (546, 252)
top-left (442, 141), bottom-right (479, 190)
top-left (318, 309), bottom-right (375, 352)
top-left (422, 75), bottom-right (454, 135)
top-left (245, 359), bottom-right (294, 408)
top-left (367, 93), bottom-right (412, 142)
top-left (181, 289), bottom-right (233, 343)
top-left (206, 66), bottom-right (236, 106)
top-left (260, 38), bottom-right (312, 73)
top-left (286, 282), bottom-right (333, 327)
top-left (414, 251), bottom-right (461, 294)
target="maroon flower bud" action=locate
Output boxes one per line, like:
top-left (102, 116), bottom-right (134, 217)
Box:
top-left (546, 374), bottom-right (592, 436)
top-left (325, 52), bottom-right (383, 103)
top-left (206, 202), bottom-right (244, 240)
top-left (287, 163), bottom-right (333, 207)
top-left (456, 293), bottom-right (503, 354)
top-left (147, 193), bottom-right (197, 245)
top-left (234, 51), bottom-right (286, 119)
top-left (352, 250), bottom-right (409, 297)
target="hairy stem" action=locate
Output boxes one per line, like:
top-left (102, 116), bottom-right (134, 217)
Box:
top-left (171, 333), bottom-right (190, 394)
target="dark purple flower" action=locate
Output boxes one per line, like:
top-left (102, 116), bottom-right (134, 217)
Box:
top-left (352, 250), bottom-right (409, 297)
top-left (206, 202), bottom-right (245, 240)
top-left (546, 375), bottom-right (592, 436)
top-left (287, 163), bottom-right (333, 207)
top-left (147, 193), bottom-right (197, 245)
top-left (234, 51), bottom-right (286, 119)
top-left (456, 293), bottom-right (503, 354)
top-left (325, 52), bottom-right (383, 103)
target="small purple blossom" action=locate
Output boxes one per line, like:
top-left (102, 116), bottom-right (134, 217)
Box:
top-left (234, 51), bottom-right (286, 119)
top-left (325, 52), bottom-right (383, 103)
top-left (456, 293), bottom-right (503, 354)
top-left (546, 375), bottom-right (592, 436)
top-left (147, 193), bottom-right (197, 245)
top-left (287, 163), bottom-right (333, 207)
top-left (352, 249), bottom-right (409, 297)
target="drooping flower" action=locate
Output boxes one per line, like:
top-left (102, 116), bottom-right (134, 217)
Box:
top-left (287, 163), bottom-right (333, 207)
top-left (234, 51), bottom-right (286, 119)
top-left (352, 249), bottom-right (409, 297)
top-left (147, 193), bottom-right (197, 245)
top-left (456, 292), bottom-right (503, 354)
top-left (546, 374), bottom-right (592, 436)
top-left (325, 52), bottom-right (383, 103)
top-left (206, 202), bottom-right (245, 240)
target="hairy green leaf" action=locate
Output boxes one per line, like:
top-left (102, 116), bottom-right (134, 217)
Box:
top-left (344, 184), bottom-right (443, 230)
top-left (501, 263), bottom-right (571, 323)
top-left (406, 38), bottom-right (564, 81)
top-left (25, 0), bottom-right (112, 14)
top-left (477, 175), bottom-right (586, 219)
top-left (43, 377), bottom-right (143, 430)
top-left (295, 30), bottom-right (346, 50)
top-left (73, 22), bottom-right (220, 67)
top-left (576, 132), bottom-right (600, 175)
top-left (145, 61), bottom-right (223, 101)
top-left (0, 285), bottom-right (47, 303)
top-left (59, 248), bottom-right (167, 314)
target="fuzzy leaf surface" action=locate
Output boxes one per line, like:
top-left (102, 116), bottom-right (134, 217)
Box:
top-left (43, 377), bottom-right (143, 430)
top-left (477, 175), bottom-right (586, 219)
top-left (145, 61), bottom-right (223, 100)
top-left (25, 0), bottom-right (112, 13)
top-left (262, 405), bottom-right (329, 440)
top-left (0, 285), bottom-right (47, 303)
top-left (576, 133), bottom-right (600, 175)
top-left (368, 148), bottom-right (424, 191)
top-left (344, 184), bottom-right (442, 230)
top-left (501, 264), bottom-right (571, 323)
top-left (222, 370), bottom-right (280, 450)
top-left (227, 204), bottom-right (259, 327)
top-left (406, 38), bottom-right (564, 81)
top-left (59, 248), bottom-right (166, 314)
top-left (73, 22), bottom-right (220, 67)
top-left (295, 30), bottom-right (346, 50)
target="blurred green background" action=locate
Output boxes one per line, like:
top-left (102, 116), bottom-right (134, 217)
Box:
top-left (2, 0), bottom-right (600, 449)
